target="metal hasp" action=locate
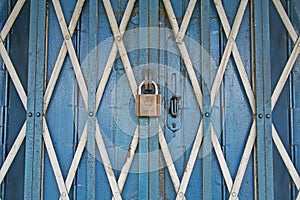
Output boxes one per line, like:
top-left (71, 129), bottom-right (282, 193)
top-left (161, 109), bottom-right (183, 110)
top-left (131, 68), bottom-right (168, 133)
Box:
top-left (135, 80), bottom-right (161, 117)
top-left (169, 96), bottom-right (179, 117)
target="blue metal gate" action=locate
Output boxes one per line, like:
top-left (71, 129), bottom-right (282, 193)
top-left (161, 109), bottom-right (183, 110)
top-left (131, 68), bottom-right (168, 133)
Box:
top-left (0, 0), bottom-right (299, 199)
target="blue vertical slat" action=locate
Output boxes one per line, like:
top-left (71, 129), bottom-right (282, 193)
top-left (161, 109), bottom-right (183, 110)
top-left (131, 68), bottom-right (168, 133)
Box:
top-left (139, 0), bottom-right (149, 198)
top-left (254, 0), bottom-right (274, 199)
top-left (269, 0), bottom-right (291, 198)
top-left (0, 1), bottom-right (8, 198)
top-left (209, 2), bottom-right (223, 200)
top-left (87, 0), bottom-right (97, 199)
top-left (32, 0), bottom-right (46, 198)
top-left (149, 0), bottom-right (160, 199)
top-left (24, 0), bottom-right (46, 199)
top-left (201, 0), bottom-right (212, 199)
top-left (290, 0), bottom-right (300, 198)
top-left (158, 2), bottom-right (167, 198)
top-left (77, 1), bottom-right (88, 199)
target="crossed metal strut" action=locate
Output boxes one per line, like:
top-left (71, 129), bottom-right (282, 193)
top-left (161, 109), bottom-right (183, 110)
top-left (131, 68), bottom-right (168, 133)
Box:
top-left (0, 0), bottom-right (299, 200)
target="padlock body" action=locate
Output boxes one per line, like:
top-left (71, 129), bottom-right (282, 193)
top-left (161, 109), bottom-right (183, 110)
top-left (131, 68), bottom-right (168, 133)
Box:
top-left (136, 94), bottom-right (161, 117)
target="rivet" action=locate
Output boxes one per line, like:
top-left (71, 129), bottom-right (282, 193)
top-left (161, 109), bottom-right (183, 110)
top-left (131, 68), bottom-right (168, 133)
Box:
top-left (205, 112), bottom-right (210, 117)
top-left (28, 112), bottom-right (33, 117)
top-left (178, 192), bottom-right (183, 197)
top-left (36, 112), bottom-right (41, 117)
top-left (89, 112), bottom-right (94, 117)
top-left (116, 35), bottom-right (121, 41)
top-left (176, 36), bottom-right (183, 44)
top-left (258, 113), bottom-right (263, 118)
top-left (266, 114), bottom-right (270, 119)
top-left (61, 192), bottom-right (66, 197)
top-left (65, 35), bottom-right (70, 40)
top-left (232, 192), bottom-right (237, 197)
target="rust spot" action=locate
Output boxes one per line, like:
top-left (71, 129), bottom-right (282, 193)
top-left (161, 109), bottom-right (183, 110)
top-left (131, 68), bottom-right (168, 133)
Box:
top-left (288, 107), bottom-right (294, 111)
top-left (124, 146), bottom-right (132, 163)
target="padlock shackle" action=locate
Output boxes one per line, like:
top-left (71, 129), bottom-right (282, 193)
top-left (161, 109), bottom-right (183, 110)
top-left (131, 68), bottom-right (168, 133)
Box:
top-left (138, 81), bottom-right (159, 95)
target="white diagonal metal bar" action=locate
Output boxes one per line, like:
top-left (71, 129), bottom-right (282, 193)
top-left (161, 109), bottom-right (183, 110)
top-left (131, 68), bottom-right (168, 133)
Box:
top-left (229, 121), bottom-right (256, 199)
top-left (35, 1), bottom-right (89, 198)
top-left (51, 0), bottom-right (88, 109)
top-left (162, 1), bottom-right (207, 198)
top-left (272, 124), bottom-right (300, 190)
top-left (101, 1), bottom-right (184, 198)
top-left (95, 122), bottom-right (122, 200)
top-left (64, 123), bottom-right (87, 193)
top-left (0, 0), bottom-right (27, 108)
top-left (96, 0), bottom-right (136, 109)
top-left (37, 1), bottom-right (87, 198)
top-left (102, 0), bottom-right (137, 96)
top-left (116, 124), bottom-right (139, 195)
top-left (44, 0), bottom-right (86, 111)
top-left (43, 118), bottom-right (70, 200)
top-left (175, 0), bottom-right (197, 44)
top-left (64, 0), bottom-right (137, 196)
top-left (270, 1), bottom-right (300, 197)
top-left (0, 123), bottom-right (26, 183)
top-left (271, 37), bottom-right (300, 110)
top-left (162, 0), bottom-right (203, 112)
top-left (212, 1), bottom-right (258, 198)
top-left (210, 124), bottom-right (235, 199)
top-left (210, 0), bottom-right (248, 108)
top-left (175, 120), bottom-right (204, 200)
top-left (0, 0), bottom-right (26, 40)
top-left (214, 0), bottom-right (255, 112)
top-left (272, 0), bottom-right (298, 43)
top-left (100, 1), bottom-right (185, 198)
top-left (157, 123), bottom-right (186, 200)
top-left (0, 40), bottom-right (27, 109)
top-left (0, 0), bottom-right (28, 184)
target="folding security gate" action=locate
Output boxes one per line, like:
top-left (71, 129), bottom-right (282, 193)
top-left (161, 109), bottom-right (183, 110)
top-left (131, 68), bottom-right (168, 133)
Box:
top-left (0, 0), bottom-right (299, 199)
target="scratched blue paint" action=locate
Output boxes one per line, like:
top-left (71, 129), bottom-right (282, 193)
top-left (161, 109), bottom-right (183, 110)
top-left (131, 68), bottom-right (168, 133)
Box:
top-left (254, 0), bottom-right (274, 199)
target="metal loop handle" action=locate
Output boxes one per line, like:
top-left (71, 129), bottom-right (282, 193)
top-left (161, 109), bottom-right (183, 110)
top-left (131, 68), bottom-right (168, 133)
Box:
top-left (137, 81), bottom-right (159, 95)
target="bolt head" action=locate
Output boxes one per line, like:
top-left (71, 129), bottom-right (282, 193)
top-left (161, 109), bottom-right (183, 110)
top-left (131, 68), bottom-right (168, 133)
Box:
top-left (65, 35), bottom-right (70, 40)
top-left (205, 112), bottom-right (210, 117)
top-left (116, 35), bottom-right (121, 41)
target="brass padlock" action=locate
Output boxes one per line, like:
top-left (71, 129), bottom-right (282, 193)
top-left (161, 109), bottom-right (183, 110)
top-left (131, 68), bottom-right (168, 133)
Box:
top-left (135, 81), bottom-right (161, 117)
